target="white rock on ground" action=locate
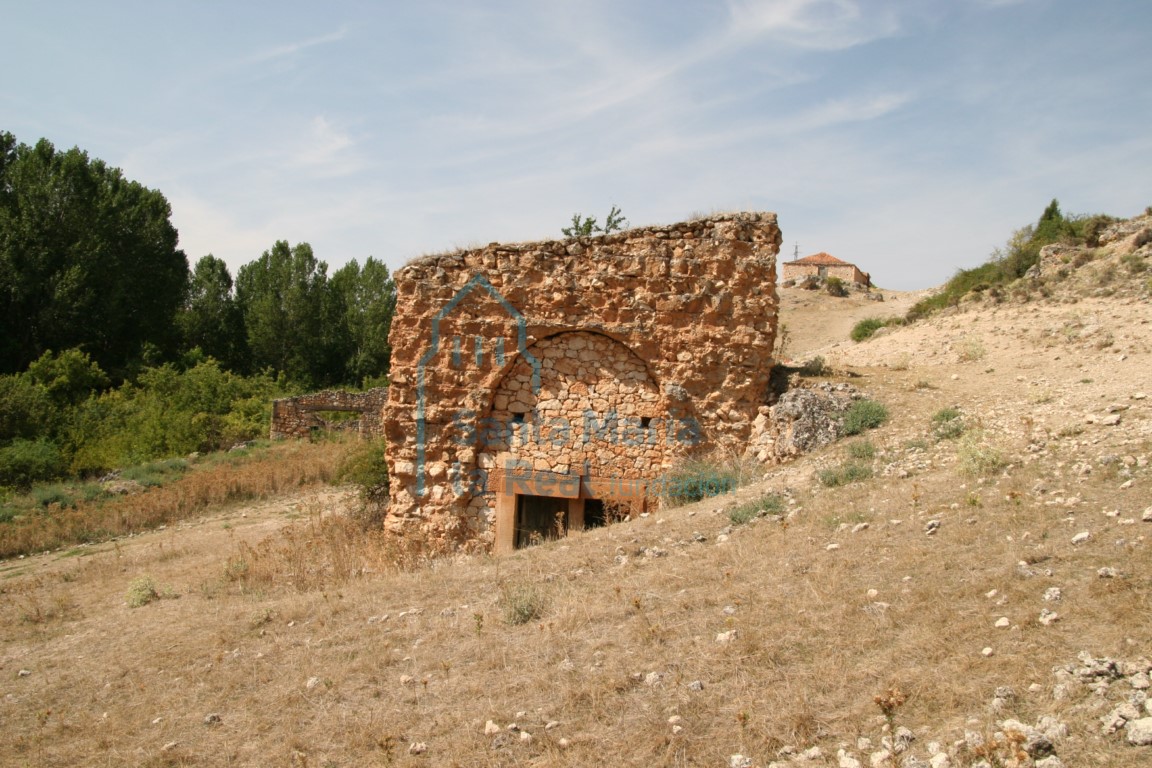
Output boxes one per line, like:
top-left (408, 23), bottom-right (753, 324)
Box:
top-left (1126, 717), bottom-right (1152, 745)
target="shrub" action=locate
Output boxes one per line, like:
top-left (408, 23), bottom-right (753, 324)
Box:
top-left (1121, 253), bottom-right (1147, 274)
top-left (126, 576), bottom-right (160, 608)
top-left (798, 356), bottom-right (831, 377)
top-left (339, 439), bottom-right (390, 528)
top-left (825, 276), bottom-right (848, 297)
top-left (0, 439), bottom-right (67, 490)
top-left (841, 400), bottom-right (888, 436)
top-left (729, 494), bottom-right (784, 525)
top-left (817, 462), bottom-right (873, 487)
top-left (957, 431), bottom-right (1005, 477)
top-left (120, 457), bottom-right (190, 488)
top-left (957, 336), bottom-right (986, 362)
top-left (499, 582), bottom-right (548, 625)
top-left (660, 456), bottom-right (743, 507)
top-left (847, 440), bottom-right (876, 460)
top-left (338, 439), bottom-right (389, 500)
top-left (931, 408), bottom-right (965, 440)
top-left (851, 317), bottom-right (886, 342)
top-left (30, 483), bottom-right (78, 509)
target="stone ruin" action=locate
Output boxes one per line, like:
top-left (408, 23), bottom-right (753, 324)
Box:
top-left (270, 388), bottom-right (388, 440)
top-left (383, 212), bottom-right (780, 552)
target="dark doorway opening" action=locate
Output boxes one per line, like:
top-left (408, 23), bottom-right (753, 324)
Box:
top-left (515, 495), bottom-right (569, 548)
top-left (584, 498), bottom-right (607, 529)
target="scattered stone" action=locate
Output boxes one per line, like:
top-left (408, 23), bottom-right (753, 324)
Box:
top-left (716, 630), bottom-right (738, 644)
top-left (995, 617), bottom-right (1011, 628)
top-left (1142, 506), bottom-right (1152, 522)
top-left (558, 737), bottom-right (571, 748)
top-left (852, 522), bottom-right (870, 533)
top-left (484, 720), bottom-right (500, 735)
top-left (925, 519), bottom-right (941, 535)
top-left (729, 754), bottom-right (754, 768)
top-left (305, 676), bottom-right (321, 690)
top-left (203, 713), bottom-right (221, 726)
top-left (870, 748), bottom-right (892, 766)
top-left (826, 542), bottom-right (841, 551)
top-left (409, 741), bottom-right (428, 754)
top-left (687, 680), bottom-right (705, 692)
top-left (1039, 609), bottom-right (1060, 626)
top-left (1098, 567), bottom-right (1120, 578)
top-left (1071, 531), bottom-right (1091, 545)
top-left (1043, 587), bottom-right (1062, 602)
top-left (519, 731), bottom-right (533, 743)
top-left (1102, 702), bottom-right (1142, 733)
top-left (161, 741), bottom-right (179, 752)
top-left (838, 748), bottom-right (862, 768)
top-left (644, 671), bottom-right (662, 686)
top-left (1117, 713), bottom-right (1152, 746)
top-left (17, 669), bottom-right (30, 678)
top-left (982, 647), bottom-right (995, 657)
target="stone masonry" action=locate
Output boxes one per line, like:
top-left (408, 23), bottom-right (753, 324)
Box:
top-left (384, 212), bottom-right (780, 551)
top-left (270, 388), bottom-right (388, 440)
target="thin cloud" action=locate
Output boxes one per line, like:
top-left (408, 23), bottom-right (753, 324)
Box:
top-left (244, 26), bottom-right (348, 65)
top-left (725, 0), bottom-right (901, 49)
top-left (293, 116), bottom-right (361, 177)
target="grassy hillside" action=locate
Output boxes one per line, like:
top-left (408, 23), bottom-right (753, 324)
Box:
top-left (3, 260), bottom-right (1150, 765)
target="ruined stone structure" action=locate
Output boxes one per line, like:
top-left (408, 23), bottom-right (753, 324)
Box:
top-left (781, 252), bottom-right (870, 286)
top-left (270, 388), bottom-right (388, 440)
top-left (384, 212), bottom-right (780, 552)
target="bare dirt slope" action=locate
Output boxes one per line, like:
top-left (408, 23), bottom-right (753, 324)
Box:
top-left (776, 285), bottom-right (925, 360)
top-left (2, 255), bottom-right (1151, 766)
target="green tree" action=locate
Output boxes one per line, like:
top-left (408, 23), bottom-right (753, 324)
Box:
top-left (236, 240), bottom-right (330, 387)
top-left (178, 255), bottom-right (248, 371)
top-left (0, 132), bottom-right (189, 377)
top-left (25, 348), bottom-right (109, 408)
top-left (330, 257), bottom-right (396, 385)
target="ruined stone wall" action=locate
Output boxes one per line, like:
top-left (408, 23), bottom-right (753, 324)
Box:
top-left (270, 388), bottom-right (388, 440)
top-left (384, 212), bottom-right (780, 548)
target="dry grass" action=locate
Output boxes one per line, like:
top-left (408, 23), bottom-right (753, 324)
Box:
top-left (2, 283), bottom-right (1151, 766)
top-left (0, 440), bottom-right (347, 559)
top-left (2, 423), bottom-right (1148, 766)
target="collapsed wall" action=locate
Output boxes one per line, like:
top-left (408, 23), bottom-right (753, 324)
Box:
top-left (270, 388), bottom-right (387, 440)
top-left (383, 212), bottom-right (780, 551)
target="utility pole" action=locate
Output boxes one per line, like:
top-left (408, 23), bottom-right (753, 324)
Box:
top-left (793, 242), bottom-right (800, 259)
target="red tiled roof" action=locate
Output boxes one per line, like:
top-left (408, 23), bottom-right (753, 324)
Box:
top-left (787, 252), bottom-right (854, 266)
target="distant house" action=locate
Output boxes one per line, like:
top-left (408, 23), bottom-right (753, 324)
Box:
top-left (781, 252), bottom-right (871, 287)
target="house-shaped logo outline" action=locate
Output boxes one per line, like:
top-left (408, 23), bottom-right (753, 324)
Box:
top-left (415, 273), bottom-right (540, 497)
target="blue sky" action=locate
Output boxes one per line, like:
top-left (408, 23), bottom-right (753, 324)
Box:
top-left (4, 0), bottom-right (1150, 290)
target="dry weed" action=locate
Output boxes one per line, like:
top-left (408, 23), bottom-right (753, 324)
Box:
top-left (0, 441), bottom-right (347, 559)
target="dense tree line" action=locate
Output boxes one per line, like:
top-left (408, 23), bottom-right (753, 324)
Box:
top-left (0, 131), bottom-right (396, 486)
top-left (0, 130), bottom-right (395, 387)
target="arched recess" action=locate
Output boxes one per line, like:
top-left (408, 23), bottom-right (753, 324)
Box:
top-left (473, 330), bottom-right (701, 552)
